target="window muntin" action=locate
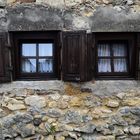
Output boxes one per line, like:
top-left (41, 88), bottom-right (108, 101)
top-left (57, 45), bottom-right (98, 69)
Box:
top-left (21, 43), bottom-right (54, 74)
top-left (97, 42), bottom-right (128, 73)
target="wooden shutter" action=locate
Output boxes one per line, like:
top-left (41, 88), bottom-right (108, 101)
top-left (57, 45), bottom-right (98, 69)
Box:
top-left (0, 32), bottom-right (11, 83)
top-left (62, 31), bottom-right (87, 82)
top-left (136, 33), bottom-right (140, 80)
top-left (87, 33), bottom-right (95, 81)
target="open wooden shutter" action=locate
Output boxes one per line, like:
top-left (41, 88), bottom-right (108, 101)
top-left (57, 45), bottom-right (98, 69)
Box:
top-left (62, 31), bottom-right (87, 82)
top-left (0, 32), bottom-right (11, 83)
top-left (136, 33), bottom-right (140, 80)
top-left (87, 33), bottom-right (95, 81)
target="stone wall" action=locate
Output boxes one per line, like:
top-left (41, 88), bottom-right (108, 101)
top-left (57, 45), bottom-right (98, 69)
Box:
top-left (0, 0), bottom-right (140, 31)
top-left (0, 81), bottom-right (140, 140)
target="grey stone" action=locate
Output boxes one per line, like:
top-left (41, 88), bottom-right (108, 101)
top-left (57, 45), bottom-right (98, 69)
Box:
top-left (111, 115), bottom-right (128, 126)
top-left (130, 107), bottom-right (140, 116)
top-left (119, 106), bottom-right (131, 115)
top-left (129, 126), bottom-right (140, 135)
top-left (126, 0), bottom-right (134, 5)
top-left (62, 110), bottom-right (83, 124)
top-left (82, 115), bottom-right (93, 123)
top-left (0, 0), bottom-right (6, 7)
top-left (74, 124), bottom-right (96, 133)
top-left (13, 113), bottom-right (33, 123)
top-left (9, 88), bottom-right (28, 97)
top-left (25, 95), bottom-right (47, 108)
top-left (47, 108), bottom-right (63, 118)
top-left (17, 124), bottom-right (35, 138)
top-left (96, 124), bottom-right (113, 135)
top-left (36, 0), bottom-right (65, 8)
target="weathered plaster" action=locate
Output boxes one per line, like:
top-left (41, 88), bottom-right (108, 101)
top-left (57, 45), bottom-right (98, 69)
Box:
top-left (0, 4), bottom-right (139, 32)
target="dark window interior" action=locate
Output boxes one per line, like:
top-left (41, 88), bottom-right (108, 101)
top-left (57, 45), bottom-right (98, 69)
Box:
top-left (21, 41), bottom-right (54, 74)
top-left (95, 33), bottom-right (136, 79)
top-left (11, 31), bottom-right (60, 80)
top-left (97, 41), bottom-right (129, 74)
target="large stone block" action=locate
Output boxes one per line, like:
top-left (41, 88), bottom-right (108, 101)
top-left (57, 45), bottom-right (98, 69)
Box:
top-left (65, 0), bottom-right (83, 7)
top-left (36, 0), bottom-right (65, 8)
top-left (0, 0), bottom-right (6, 7)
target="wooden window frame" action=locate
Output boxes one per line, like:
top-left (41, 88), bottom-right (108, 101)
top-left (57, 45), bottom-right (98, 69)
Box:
top-left (95, 33), bottom-right (136, 80)
top-left (10, 31), bottom-right (61, 80)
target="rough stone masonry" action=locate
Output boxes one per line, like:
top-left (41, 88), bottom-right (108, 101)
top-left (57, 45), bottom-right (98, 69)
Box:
top-left (0, 81), bottom-right (140, 140)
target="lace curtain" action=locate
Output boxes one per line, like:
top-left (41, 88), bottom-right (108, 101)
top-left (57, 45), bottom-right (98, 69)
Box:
top-left (22, 59), bottom-right (36, 73)
top-left (113, 44), bottom-right (127, 72)
top-left (39, 59), bottom-right (53, 73)
top-left (98, 43), bottom-right (127, 72)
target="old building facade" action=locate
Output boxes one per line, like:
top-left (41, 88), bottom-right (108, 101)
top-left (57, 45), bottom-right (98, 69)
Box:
top-left (0, 0), bottom-right (140, 82)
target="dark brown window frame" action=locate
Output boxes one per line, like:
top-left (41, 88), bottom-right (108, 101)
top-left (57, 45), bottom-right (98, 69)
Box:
top-left (10, 31), bottom-right (61, 80)
top-left (94, 33), bottom-right (136, 80)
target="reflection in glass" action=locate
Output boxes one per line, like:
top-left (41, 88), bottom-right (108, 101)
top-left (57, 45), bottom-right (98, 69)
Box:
top-left (22, 44), bottom-right (36, 56)
top-left (22, 59), bottom-right (36, 73)
top-left (114, 59), bottom-right (127, 72)
top-left (39, 59), bottom-right (53, 73)
top-left (98, 44), bottom-right (110, 56)
top-left (113, 44), bottom-right (127, 56)
top-left (98, 59), bottom-right (111, 72)
top-left (39, 43), bottom-right (53, 56)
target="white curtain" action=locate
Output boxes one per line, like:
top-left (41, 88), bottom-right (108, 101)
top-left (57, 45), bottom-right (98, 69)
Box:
top-left (98, 43), bottom-right (127, 73)
top-left (22, 59), bottom-right (36, 73)
top-left (113, 44), bottom-right (127, 72)
top-left (39, 44), bottom-right (53, 56)
top-left (98, 59), bottom-right (111, 72)
top-left (39, 59), bottom-right (53, 73)
top-left (22, 44), bottom-right (36, 56)
top-left (113, 44), bottom-right (126, 56)
top-left (114, 59), bottom-right (127, 72)
top-left (98, 44), bottom-right (110, 56)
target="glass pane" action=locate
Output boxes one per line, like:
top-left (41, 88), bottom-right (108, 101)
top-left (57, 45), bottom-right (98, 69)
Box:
top-left (98, 59), bottom-right (111, 72)
top-left (113, 43), bottom-right (127, 56)
top-left (22, 44), bottom-right (36, 56)
top-left (98, 44), bottom-right (110, 56)
top-left (22, 59), bottom-right (36, 73)
top-left (39, 43), bottom-right (53, 56)
top-left (114, 59), bottom-right (127, 72)
top-left (38, 59), bottom-right (53, 73)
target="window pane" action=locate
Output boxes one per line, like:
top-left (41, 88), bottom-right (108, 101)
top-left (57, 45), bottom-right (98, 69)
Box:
top-left (98, 59), bottom-right (111, 72)
top-left (38, 59), bottom-right (53, 73)
top-left (98, 44), bottom-right (110, 56)
top-left (113, 43), bottom-right (127, 56)
top-left (114, 59), bottom-right (127, 72)
top-left (22, 44), bottom-right (36, 56)
top-left (39, 43), bottom-right (53, 56)
top-left (22, 59), bottom-right (36, 73)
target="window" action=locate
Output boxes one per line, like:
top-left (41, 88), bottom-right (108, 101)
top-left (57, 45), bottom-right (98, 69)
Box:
top-left (21, 43), bottom-right (53, 73)
top-left (12, 32), bottom-right (60, 80)
top-left (97, 41), bottom-right (128, 74)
